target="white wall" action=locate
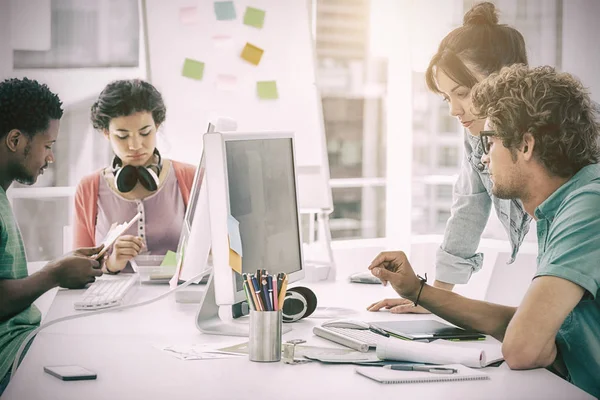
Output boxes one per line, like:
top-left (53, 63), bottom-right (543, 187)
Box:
top-left (562, 0), bottom-right (600, 104)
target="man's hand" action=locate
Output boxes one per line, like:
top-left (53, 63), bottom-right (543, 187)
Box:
top-left (367, 297), bottom-right (431, 314)
top-left (367, 251), bottom-right (421, 300)
top-left (106, 235), bottom-right (144, 273)
top-left (45, 245), bottom-right (105, 289)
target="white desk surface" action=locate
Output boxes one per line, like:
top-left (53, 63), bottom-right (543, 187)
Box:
top-left (3, 278), bottom-right (593, 400)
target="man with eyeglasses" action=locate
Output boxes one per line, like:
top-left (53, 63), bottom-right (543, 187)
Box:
top-left (367, 64), bottom-right (600, 398)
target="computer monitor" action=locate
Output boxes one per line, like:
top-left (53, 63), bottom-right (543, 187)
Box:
top-left (196, 130), bottom-right (305, 336)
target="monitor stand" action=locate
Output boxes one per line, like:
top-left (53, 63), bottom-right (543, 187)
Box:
top-left (195, 272), bottom-right (292, 336)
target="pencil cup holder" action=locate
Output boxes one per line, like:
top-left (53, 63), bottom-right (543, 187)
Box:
top-left (249, 310), bottom-right (282, 362)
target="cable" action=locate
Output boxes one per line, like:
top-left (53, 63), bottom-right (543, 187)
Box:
top-left (9, 269), bottom-right (212, 380)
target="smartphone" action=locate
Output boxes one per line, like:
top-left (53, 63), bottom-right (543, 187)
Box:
top-left (44, 365), bottom-right (97, 381)
top-left (93, 211), bottom-right (142, 260)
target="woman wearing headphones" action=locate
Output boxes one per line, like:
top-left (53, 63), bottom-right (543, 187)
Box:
top-left (368, 2), bottom-right (532, 313)
top-left (73, 79), bottom-right (195, 274)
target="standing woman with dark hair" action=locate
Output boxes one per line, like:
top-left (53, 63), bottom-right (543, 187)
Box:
top-left (73, 79), bottom-right (195, 274)
top-left (369, 2), bottom-right (532, 313)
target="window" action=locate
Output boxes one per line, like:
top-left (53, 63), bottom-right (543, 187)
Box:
top-left (13, 0), bottom-right (139, 69)
top-left (437, 146), bottom-right (459, 168)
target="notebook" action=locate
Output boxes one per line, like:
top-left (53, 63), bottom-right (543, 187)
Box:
top-left (355, 364), bottom-right (489, 384)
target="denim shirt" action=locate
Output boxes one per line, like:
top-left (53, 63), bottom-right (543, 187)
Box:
top-left (435, 132), bottom-right (532, 284)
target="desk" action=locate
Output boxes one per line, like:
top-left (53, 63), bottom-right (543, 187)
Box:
top-left (3, 279), bottom-right (593, 400)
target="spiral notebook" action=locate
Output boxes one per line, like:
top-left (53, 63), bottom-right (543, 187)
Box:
top-left (355, 364), bottom-right (489, 384)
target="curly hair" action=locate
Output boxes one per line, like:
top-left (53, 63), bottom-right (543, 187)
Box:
top-left (471, 64), bottom-right (600, 177)
top-left (91, 79), bottom-right (166, 131)
top-left (425, 2), bottom-right (528, 94)
top-left (0, 78), bottom-right (63, 139)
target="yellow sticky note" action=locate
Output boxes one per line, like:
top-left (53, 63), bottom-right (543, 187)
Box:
top-left (257, 81), bottom-right (278, 100)
top-left (229, 248), bottom-right (242, 274)
top-left (240, 43), bottom-right (264, 66)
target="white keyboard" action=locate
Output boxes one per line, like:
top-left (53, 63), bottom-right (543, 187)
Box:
top-left (325, 327), bottom-right (388, 347)
top-left (74, 275), bottom-right (138, 310)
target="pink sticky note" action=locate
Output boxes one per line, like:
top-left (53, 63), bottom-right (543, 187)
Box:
top-left (212, 35), bottom-right (233, 49)
top-left (216, 74), bottom-right (238, 91)
top-left (179, 6), bottom-right (198, 25)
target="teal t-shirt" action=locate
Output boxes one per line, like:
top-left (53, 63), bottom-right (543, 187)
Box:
top-left (534, 164), bottom-right (600, 398)
top-left (0, 187), bottom-right (41, 381)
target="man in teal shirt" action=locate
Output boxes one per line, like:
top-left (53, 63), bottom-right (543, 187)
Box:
top-left (0, 78), bottom-right (104, 395)
top-left (368, 65), bottom-right (600, 397)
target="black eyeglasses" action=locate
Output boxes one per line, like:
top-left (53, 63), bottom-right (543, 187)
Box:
top-left (479, 130), bottom-right (496, 155)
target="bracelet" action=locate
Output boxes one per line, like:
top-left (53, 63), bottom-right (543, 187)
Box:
top-left (413, 273), bottom-right (428, 307)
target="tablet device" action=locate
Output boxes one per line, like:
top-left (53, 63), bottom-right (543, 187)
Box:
top-left (371, 319), bottom-right (485, 341)
top-left (44, 365), bottom-right (97, 381)
top-left (93, 211), bottom-right (142, 260)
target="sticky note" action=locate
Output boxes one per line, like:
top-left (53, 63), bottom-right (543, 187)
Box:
top-left (161, 250), bottom-right (178, 267)
top-left (243, 7), bottom-right (265, 29)
top-left (182, 58), bottom-right (204, 80)
top-left (179, 6), bottom-right (198, 25)
top-left (212, 34), bottom-right (233, 49)
top-left (229, 248), bottom-right (242, 274)
top-left (227, 215), bottom-right (243, 256)
top-left (257, 81), bottom-right (278, 100)
top-left (240, 43), bottom-right (264, 66)
top-left (214, 1), bottom-right (236, 21)
top-left (216, 74), bottom-right (238, 91)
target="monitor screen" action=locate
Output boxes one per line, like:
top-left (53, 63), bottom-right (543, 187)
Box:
top-left (225, 138), bottom-right (303, 293)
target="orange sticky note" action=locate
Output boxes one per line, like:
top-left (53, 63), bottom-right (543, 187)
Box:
top-left (229, 248), bottom-right (242, 274)
top-left (240, 43), bottom-right (264, 66)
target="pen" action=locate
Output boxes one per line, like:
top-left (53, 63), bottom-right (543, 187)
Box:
top-left (250, 276), bottom-right (264, 311)
top-left (278, 275), bottom-right (288, 310)
top-left (267, 275), bottom-right (274, 311)
top-left (242, 280), bottom-right (256, 311)
top-left (261, 277), bottom-right (272, 311)
top-left (383, 365), bottom-right (457, 374)
top-left (271, 275), bottom-right (278, 311)
top-left (368, 326), bottom-right (390, 337)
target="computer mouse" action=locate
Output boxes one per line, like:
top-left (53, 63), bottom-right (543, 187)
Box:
top-left (322, 319), bottom-right (370, 329)
top-left (348, 271), bottom-right (382, 284)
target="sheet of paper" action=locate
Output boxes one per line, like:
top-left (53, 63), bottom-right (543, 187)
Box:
top-left (243, 6), bottom-right (265, 28)
top-left (182, 58), bottom-right (205, 80)
top-left (155, 343), bottom-right (244, 361)
top-left (214, 1), bottom-right (236, 21)
top-left (240, 43), bottom-right (264, 65)
top-left (179, 6), bottom-right (198, 25)
top-left (257, 81), bottom-right (278, 99)
top-left (160, 250), bottom-right (177, 267)
top-left (229, 248), bottom-right (242, 274)
top-left (227, 215), bottom-right (243, 256)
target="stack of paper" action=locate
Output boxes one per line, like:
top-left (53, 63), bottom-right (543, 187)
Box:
top-left (376, 337), bottom-right (504, 368)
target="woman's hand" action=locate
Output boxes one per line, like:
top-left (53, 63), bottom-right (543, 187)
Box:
top-left (105, 235), bottom-right (144, 272)
top-left (367, 297), bottom-right (431, 314)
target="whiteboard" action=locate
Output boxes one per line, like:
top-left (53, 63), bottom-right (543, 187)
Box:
top-left (144, 0), bottom-right (332, 211)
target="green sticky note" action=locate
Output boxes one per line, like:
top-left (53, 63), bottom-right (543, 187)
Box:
top-left (257, 81), bottom-right (278, 100)
top-left (161, 250), bottom-right (178, 267)
top-left (243, 7), bottom-right (265, 29)
top-left (182, 58), bottom-right (204, 80)
top-left (214, 1), bottom-right (236, 21)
